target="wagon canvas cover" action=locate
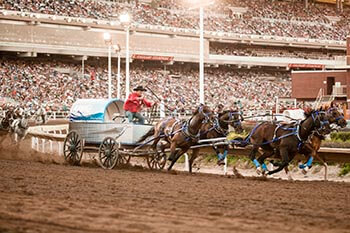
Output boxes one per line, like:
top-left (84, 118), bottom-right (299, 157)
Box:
top-left (69, 99), bottom-right (124, 122)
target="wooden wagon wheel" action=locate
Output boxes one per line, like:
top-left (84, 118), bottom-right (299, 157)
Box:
top-left (146, 152), bottom-right (166, 170)
top-left (116, 148), bottom-right (131, 166)
top-left (63, 130), bottom-right (84, 166)
top-left (99, 137), bottom-right (119, 169)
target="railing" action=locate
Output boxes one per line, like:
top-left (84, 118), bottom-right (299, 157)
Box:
top-left (46, 111), bottom-right (70, 120)
top-left (332, 85), bottom-right (347, 97)
top-left (0, 10), bottom-right (346, 47)
top-left (28, 124), bottom-right (68, 155)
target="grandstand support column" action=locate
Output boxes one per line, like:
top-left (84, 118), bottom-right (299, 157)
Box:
top-left (126, 25), bottom-right (130, 98)
top-left (108, 44), bottom-right (112, 99)
top-left (199, 6), bottom-right (204, 104)
top-left (117, 52), bottom-right (121, 99)
top-left (120, 12), bottom-right (131, 98)
top-left (104, 32), bottom-right (113, 99)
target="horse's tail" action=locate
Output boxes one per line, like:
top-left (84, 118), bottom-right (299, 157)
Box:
top-left (137, 126), bottom-right (155, 143)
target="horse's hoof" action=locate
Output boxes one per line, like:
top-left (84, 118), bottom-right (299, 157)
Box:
top-left (217, 159), bottom-right (225, 166)
top-left (302, 167), bottom-right (309, 175)
top-left (262, 170), bottom-right (269, 176)
top-left (256, 167), bottom-right (262, 175)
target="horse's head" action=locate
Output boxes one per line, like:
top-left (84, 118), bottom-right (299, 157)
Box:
top-left (308, 110), bottom-right (331, 135)
top-left (219, 110), bottom-right (244, 134)
top-left (20, 118), bottom-right (28, 129)
top-left (193, 104), bottom-right (214, 124)
top-left (326, 107), bottom-right (347, 128)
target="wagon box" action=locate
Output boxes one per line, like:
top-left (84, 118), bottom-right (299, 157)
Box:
top-left (68, 99), bottom-right (152, 145)
top-left (64, 99), bottom-right (161, 170)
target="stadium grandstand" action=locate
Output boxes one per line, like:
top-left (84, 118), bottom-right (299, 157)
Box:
top-left (0, 0), bottom-right (350, 115)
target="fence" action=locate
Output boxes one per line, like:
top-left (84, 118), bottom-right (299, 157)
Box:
top-left (27, 123), bottom-right (350, 180)
top-left (28, 124), bottom-right (68, 155)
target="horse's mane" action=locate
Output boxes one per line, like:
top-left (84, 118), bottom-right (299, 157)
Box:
top-left (218, 109), bottom-right (239, 118)
top-left (303, 108), bottom-right (316, 118)
top-left (193, 104), bottom-right (209, 115)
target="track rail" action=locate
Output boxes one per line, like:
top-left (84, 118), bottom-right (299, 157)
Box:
top-left (27, 124), bottom-right (350, 163)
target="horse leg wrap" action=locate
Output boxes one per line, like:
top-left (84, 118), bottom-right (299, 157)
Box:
top-left (222, 150), bottom-right (228, 159)
top-left (217, 153), bottom-right (224, 161)
top-left (261, 163), bottom-right (268, 171)
top-left (306, 156), bottom-right (313, 168)
top-left (252, 159), bottom-right (260, 168)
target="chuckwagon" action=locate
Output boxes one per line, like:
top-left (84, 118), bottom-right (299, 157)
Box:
top-left (63, 99), bottom-right (166, 170)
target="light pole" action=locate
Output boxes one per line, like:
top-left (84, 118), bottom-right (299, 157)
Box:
top-left (199, 6), bottom-right (204, 104)
top-left (113, 44), bottom-right (121, 99)
top-left (188, 0), bottom-right (213, 104)
top-left (120, 12), bottom-right (131, 98)
top-left (103, 32), bottom-right (112, 99)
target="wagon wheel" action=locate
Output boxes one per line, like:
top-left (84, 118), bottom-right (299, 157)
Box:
top-left (116, 148), bottom-right (131, 166)
top-left (99, 137), bottom-right (119, 169)
top-left (63, 130), bottom-right (84, 166)
top-left (146, 152), bottom-right (166, 170)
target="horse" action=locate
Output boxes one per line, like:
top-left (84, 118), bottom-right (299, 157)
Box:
top-left (188, 110), bottom-right (244, 171)
top-left (269, 106), bottom-right (347, 179)
top-left (248, 110), bottom-right (330, 176)
top-left (137, 104), bottom-right (213, 172)
top-left (293, 106), bottom-right (347, 178)
top-left (9, 114), bottom-right (29, 143)
top-left (0, 108), bottom-right (16, 145)
top-left (35, 107), bottom-right (47, 125)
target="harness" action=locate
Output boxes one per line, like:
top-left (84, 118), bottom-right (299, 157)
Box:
top-left (230, 111), bottom-right (329, 150)
top-left (180, 105), bottom-right (213, 142)
top-left (213, 118), bottom-right (228, 136)
top-left (181, 119), bottom-right (201, 141)
top-left (327, 107), bottom-right (344, 122)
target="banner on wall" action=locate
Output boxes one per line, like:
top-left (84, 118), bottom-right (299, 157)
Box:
top-left (131, 54), bottom-right (174, 62)
top-left (288, 64), bottom-right (325, 69)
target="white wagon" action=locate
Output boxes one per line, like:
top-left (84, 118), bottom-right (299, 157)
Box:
top-left (63, 99), bottom-right (165, 170)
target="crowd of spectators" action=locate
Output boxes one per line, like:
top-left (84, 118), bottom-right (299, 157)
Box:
top-left (2, 0), bottom-right (350, 41)
top-left (0, 58), bottom-right (291, 114)
top-left (210, 42), bottom-right (345, 59)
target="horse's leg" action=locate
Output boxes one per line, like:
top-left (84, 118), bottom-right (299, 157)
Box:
top-left (250, 145), bottom-right (262, 174)
top-left (167, 150), bottom-right (182, 171)
top-left (167, 142), bottom-right (180, 170)
top-left (267, 146), bottom-right (290, 175)
top-left (188, 148), bottom-right (200, 173)
top-left (257, 149), bottom-right (274, 175)
top-left (299, 154), bottom-right (314, 175)
top-left (313, 152), bottom-right (328, 181)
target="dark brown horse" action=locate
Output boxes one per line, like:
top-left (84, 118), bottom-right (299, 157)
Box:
top-left (269, 106), bottom-right (347, 179)
top-left (0, 108), bottom-right (15, 131)
top-left (294, 106), bottom-right (346, 178)
top-left (188, 110), bottom-right (244, 171)
top-left (248, 110), bottom-right (330, 176)
top-left (137, 105), bottom-right (214, 171)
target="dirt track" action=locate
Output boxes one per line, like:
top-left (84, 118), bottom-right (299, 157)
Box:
top-left (0, 144), bottom-right (350, 233)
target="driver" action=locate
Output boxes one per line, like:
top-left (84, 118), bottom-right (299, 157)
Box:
top-left (123, 86), bottom-right (155, 124)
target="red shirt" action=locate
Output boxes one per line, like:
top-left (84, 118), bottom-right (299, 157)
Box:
top-left (123, 92), bottom-right (152, 113)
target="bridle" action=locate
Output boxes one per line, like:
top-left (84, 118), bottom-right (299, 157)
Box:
top-left (311, 111), bottom-right (330, 134)
top-left (221, 111), bottom-right (243, 127)
top-left (327, 107), bottom-right (345, 123)
top-left (197, 105), bottom-right (213, 124)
